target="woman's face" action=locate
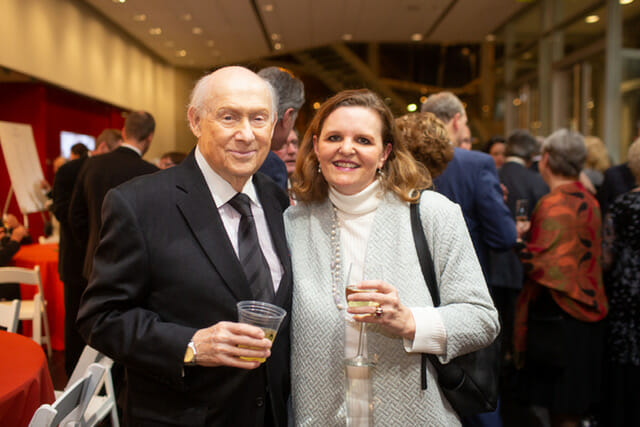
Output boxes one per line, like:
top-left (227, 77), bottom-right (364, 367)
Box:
top-left (489, 142), bottom-right (506, 169)
top-left (314, 106), bottom-right (391, 195)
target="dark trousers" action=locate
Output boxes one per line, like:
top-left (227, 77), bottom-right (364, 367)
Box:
top-left (63, 276), bottom-right (88, 376)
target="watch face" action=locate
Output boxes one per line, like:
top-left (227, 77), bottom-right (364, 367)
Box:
top-left (184, 346), bottom-right (194, 364)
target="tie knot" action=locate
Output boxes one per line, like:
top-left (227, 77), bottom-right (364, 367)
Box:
top-left (228, 193), bottom-right (253, 217)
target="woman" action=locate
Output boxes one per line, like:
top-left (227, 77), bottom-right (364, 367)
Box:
top-left (600, 138), bottom-right (640, 427)
top-left (395, 111), bottom-right (454, 180)
top-left (483, 136), bottom-right (506, 170)
top-left (284, 89), bottom-right (499, 425)
top-left (514, 129), bottom-right (608, 427)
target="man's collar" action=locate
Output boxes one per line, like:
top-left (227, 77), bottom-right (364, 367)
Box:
top-left (120, 143), bottom-right (142, 156)
top-left (194, 145), bottom-right (259, 208)
top-left (506, 156), bottom-right (526, 166)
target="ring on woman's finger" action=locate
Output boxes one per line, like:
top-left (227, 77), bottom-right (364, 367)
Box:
top-left (375, 306), bottom-right (383, 317)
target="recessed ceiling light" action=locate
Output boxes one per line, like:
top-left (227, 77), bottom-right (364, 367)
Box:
top-left (182, 13), bottom-right (192, 21)
top-left (411, 33), bottom-right (423, 42)
top-left (192, 27), bottom-right (203, 35)
top-left (271, 33), bottom-right (281, 41)
top-left (264, 4), bottom-right (274, 12)
top-left (112, 0), bottom-right (126, 3)
top-left (313, 102), bottom-right (321, 110)
top-left (585, 15), bottom-right (600, 24)
top-left (342, 34), bottom-right (353, 41)
top-left (620, 0), bottom-right (634, 5)
top-left (419, 96), bottom-right (427, 104)
top-left (206, 40), bottom-right (215, 47)
top-left (149, 27), bottom-right (162, 35)
top-left (133, 14), bottom-right (146, 22)
top-left (274, 42), bottom-right (283, 50)
top-left (176, 50), bottom-right (187, 57)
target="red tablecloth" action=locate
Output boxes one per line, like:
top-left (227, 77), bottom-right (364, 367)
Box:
top-left (12, 243), bottom-right (65, 350)
top-left (0, 331), bottom-right (55, 427)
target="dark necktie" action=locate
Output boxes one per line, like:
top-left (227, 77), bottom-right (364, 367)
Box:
top-left (227, 193), bottom-right (275, 302)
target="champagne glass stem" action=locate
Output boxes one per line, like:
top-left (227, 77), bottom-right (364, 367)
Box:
top-left (356, 322), bottom-right (366, 359)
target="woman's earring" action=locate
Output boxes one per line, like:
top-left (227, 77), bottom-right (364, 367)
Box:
top-left (377, 168), bottom-right (385, 177)
top-left (317, 164), bottom-right (322, 173)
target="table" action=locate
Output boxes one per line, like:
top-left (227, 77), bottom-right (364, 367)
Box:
top-left (12, 243), bottom-right (65, 350)
top-left (0, 331), bottom-right (55, 427)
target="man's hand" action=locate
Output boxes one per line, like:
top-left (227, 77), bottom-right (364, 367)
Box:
top-left (190, 321), bottom-right (272, 369)
top-left (10, 225), bottom-right (29, 242)
top-left (4, 214), bottom-right (19, 229)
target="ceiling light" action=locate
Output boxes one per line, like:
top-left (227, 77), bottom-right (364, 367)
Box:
top-left (149, 27), bottom-right (162, 35)
top-left (274, 42), bottom-right (283, 50)
top-left (182, 13), bottom-right (192, 21)
top-left (313, 102), bottom-right (321, 110)
top-left (206, 40), bottom-right (215, 47)
top-left (585, 15), bottom-right (600, 24)
top-left (271, 33), bottom-right (281, 41)
top-left (407, 104), bottom-right (418, 112)
top-left (419, 96), bottom-right (427, 104)
top-left (112, 0), bottom-right (126, 3)
top-left (620, 0), bottom-right (634, 4)
top-left (176, 50), bottom-right (187, 57)
top-left (485, 34), bottom-right (496, 42)
top-left (342, 34), bottom-right (353, 41)
top-left (411, 33), bottom-right (423, 42)
top-left (192, 27), bottom-right (203, 35)
top-left (133, 14), bottom-right (146, 22)
top-left (264, 4), bottom-right (274, 12)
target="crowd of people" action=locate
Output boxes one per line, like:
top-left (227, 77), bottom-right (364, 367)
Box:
top-left (5, 64), bottom-right (637, 427)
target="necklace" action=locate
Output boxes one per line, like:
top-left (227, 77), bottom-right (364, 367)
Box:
top-left (330, 205), bottom-right (345, 311)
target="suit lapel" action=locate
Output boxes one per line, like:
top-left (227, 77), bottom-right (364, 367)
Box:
top-left (174, 153), bottom-right (253, 302)
top-left (254, 174), bottom-right (291, 308)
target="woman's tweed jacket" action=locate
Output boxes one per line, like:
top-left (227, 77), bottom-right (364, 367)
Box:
top-left (284, 190), bottom-right (500, 426)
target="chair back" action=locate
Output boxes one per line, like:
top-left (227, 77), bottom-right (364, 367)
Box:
top-left (0, 299), bottom-right (20, 332)
top-left (29, 363), bottom-right (106, 427)
top-left (0, 266), bottom-right (42, 286)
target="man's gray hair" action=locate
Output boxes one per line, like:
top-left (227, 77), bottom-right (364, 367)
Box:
top-left (421, 92), bottom-right (465, 123)
top-left (542, 129), bottom-right (587, 178)
top-left (188, 68), bottom-right (278, 122)
top-left (506, 129), bottom-right (539, 162)
top-left (258, 67), bottom-right (305, 121)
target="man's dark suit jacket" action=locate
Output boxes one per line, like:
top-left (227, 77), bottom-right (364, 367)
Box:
top-left (434, 147), bottom-right (517, 277)
top-left (52, 157), bottom-right (88, 284)
top-left (76, 152), bottom-right (292, 426)
top-left (258, 151), bottom-right (288, 190)
top-left (487, 160), bottom-right (549, 290)
top-left (69, 146), bottom-right (158, 279)
top-left (597, 162), bottom-right (636, 215)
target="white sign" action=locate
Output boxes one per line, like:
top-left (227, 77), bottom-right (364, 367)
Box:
top-left (0, 121), bottom-right (47, 214)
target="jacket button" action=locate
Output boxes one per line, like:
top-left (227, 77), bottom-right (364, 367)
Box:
top-left (256, 397), bottom-right (264, 407)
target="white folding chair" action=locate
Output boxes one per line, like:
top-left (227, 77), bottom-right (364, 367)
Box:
top-left (29, 363), bottom-right (106, 427)
top-left (57, 345), bottom-right (119, 427)
top-left (0, 298), bottom-right (20, 332)
top-left (0, 266), bottom-right (52, 356)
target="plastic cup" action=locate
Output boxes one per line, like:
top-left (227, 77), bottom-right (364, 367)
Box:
top-left (237, 300), bottom-right (287, 362)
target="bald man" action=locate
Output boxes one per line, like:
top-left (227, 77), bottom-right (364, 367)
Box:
top-left (77, 67), bottom-right (292, 426)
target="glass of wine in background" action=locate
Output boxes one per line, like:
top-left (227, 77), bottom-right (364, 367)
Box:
top-left (515, 199), bottom-right (529, 222)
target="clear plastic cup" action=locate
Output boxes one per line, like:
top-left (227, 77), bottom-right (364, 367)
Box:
top-left (236, 300), bottom-right (287, 362)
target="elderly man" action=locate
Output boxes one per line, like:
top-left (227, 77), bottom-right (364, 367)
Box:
top-left (257, 66), bottom-right (305, 189)
top-left (77, 66), bottom-right (291, 426)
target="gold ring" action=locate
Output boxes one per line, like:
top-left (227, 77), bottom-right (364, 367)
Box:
top-left (375, 307), bottom-right (383, 317)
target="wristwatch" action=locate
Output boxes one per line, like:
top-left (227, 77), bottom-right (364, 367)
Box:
top-left (184, 341), bottom-right (197, 366)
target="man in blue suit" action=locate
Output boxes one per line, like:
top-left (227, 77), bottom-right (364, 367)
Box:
top-left (422, 92), bottom-right (516, 427)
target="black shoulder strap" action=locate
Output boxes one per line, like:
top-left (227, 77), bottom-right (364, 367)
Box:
top-left (410, 198), bottom-right (440, 307)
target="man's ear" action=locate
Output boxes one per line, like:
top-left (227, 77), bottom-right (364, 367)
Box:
top-left (452, 112), bottom-right (461, 132)
top-left (187, 107), bottom-right (201, 138)
top-left (282, 108), bottom-right (296, 130)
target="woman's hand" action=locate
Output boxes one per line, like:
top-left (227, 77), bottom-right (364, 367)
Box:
top-left (346, 280), bottom-right (416, 341)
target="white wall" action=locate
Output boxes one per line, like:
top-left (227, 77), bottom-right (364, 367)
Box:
top-left (0, 0), bottom-right (201, 159)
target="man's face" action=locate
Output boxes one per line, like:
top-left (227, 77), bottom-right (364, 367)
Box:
top-left (274, 129), bottom-right (299, 176)
top-left (191, 70), bottom-right (275, 191)
top-left (458, 124), bottom-right (471, 150)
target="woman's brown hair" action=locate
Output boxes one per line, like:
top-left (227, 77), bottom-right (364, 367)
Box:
top-left (290, 89), bottom-right (430, 203)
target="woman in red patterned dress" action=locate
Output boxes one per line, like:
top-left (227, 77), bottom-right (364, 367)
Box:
top-left (513, 129), bottom-right (608, 427)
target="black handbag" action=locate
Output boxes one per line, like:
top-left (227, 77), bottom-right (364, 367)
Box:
top-left (410, 199), bottom-right (500, 416)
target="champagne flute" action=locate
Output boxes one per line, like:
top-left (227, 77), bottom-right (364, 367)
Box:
top-left (344, 266), bottom-right (377, 367)
top-left (515, 199), bottom-right (529, 221)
